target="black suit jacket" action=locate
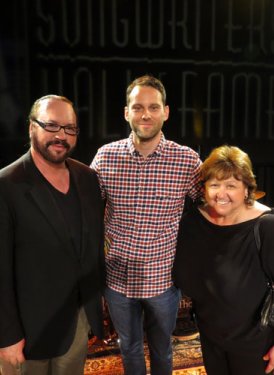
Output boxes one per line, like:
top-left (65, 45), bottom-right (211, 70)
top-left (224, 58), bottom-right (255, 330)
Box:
top-left (0, 151), bottom-right (105, 359)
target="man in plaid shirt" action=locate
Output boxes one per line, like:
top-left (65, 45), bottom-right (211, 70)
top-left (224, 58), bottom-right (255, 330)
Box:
top-left (91, 75), bottom-right (202, 375)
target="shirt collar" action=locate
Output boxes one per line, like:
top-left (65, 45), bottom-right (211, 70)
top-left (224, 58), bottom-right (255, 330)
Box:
top-left (127, 132), bottom-right (166, 157)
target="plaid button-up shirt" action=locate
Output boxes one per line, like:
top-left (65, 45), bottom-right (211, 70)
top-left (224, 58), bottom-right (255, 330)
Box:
top-left (91, 133), bottom-right (202, 298)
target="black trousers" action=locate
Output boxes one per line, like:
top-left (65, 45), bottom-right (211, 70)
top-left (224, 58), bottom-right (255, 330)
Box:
top-left (199, 329), bottom-right (274, 375)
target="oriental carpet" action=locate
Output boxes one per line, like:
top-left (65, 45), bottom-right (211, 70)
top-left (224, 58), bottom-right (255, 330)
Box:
top-left (84, 296), bottom-right (206, 374)
top-left (84, 332), bottom-right (206, 375)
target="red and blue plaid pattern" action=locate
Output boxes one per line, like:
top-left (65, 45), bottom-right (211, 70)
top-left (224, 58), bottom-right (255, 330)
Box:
top-left (91, 133), bottom-right (202, 298)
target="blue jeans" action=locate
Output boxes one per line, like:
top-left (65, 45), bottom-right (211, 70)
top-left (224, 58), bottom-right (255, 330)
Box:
top-left (104, 286), bottom-right (181, 375)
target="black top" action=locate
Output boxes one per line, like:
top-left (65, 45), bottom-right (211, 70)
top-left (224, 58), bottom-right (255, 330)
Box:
top-left (46, 174), bottom-right (82, 258)
top-left (173, 206), bottom-right (274, 345)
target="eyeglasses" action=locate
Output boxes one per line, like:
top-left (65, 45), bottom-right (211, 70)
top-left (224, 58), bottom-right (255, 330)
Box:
top-left (32, 118), bottom-right (80, 136)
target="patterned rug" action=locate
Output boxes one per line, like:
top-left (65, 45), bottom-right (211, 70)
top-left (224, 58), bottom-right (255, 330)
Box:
top-left (85, 297), bottom-right (207, 374)
top-left (84, 332), bottom-right (206, 375)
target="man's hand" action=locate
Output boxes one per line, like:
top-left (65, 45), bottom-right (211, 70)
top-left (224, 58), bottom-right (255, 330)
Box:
top-left (263, 345), bottom-right (274, 374)
top-left (0, 339), bottom-right (25, 366)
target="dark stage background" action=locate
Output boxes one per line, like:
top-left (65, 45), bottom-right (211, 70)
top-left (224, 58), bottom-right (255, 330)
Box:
top-left (1, 0), bottom-right (274, 205)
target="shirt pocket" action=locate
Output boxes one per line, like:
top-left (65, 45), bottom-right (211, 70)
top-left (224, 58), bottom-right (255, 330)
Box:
top-left (153, 188), bottom-right (183, 221)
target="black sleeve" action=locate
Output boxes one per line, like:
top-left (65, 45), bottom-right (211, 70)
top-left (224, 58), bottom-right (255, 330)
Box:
top-left (259, 212), bottom-right (274, 281)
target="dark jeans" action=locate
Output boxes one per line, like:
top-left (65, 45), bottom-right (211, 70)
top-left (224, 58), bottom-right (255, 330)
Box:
top-left (104, 286), bottom-right (180, 375)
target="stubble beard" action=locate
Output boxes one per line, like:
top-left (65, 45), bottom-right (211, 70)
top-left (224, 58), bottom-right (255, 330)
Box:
top-left (132, 124), bottom-right (163, 143)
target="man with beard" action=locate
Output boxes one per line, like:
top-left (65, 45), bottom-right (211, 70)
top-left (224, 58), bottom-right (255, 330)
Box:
top-left (90, 75), bottom-right (202, 375)
top-left (0, 95), bottom-right (105, 375)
